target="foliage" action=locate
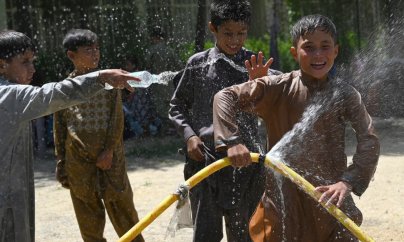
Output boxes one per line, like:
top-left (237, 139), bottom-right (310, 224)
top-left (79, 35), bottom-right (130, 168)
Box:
top-left (34, 50), bottom-right (71, 84)
top-left (278, 38), bottom-right (298, 72)
top-left (244, 34), bottom-right (270, 56)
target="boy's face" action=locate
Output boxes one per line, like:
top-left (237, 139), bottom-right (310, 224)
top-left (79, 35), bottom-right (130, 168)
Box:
top-left (67, 43), bottom-right (100, 70)
top-left (290, 29), bottom-right (338, 81)
top-left (209, 20), bottom-right (248, 56)
top-left (0, 50), bottom-right (35, 85)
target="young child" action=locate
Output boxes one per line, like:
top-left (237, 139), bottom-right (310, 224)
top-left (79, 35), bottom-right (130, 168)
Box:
top-left (213, 15), bottom-right (380, 241)
top-left (53, 29), bottom-right (144, 242)
top-left (0, 30), bottom-right (136, 242)
top-left (169, 1), bottom-right (280, 241)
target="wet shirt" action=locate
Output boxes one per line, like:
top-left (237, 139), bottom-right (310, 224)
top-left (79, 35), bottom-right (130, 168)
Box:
top-left (169, 46), bottom-right (280, 149)
top-left (0, 73), bottom-right (103, 242)
top-left (213, 70), bottom-right (380, 241)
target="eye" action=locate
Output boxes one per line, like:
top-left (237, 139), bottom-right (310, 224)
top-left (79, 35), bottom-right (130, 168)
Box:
top-left (304, 45), bottom-right (314, 51)
top-left (322, 45), bottom-right (331, 50)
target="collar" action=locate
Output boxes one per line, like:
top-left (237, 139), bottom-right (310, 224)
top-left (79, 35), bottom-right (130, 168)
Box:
top-left (208, 45), bottom-right (247, 64)
top-left (298, 70), bottom-right (330, 90)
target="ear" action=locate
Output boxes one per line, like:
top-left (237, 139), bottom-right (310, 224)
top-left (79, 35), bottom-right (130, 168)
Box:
top-left (208, 22), bottom-right (217, 34)
top-left (0, 59), bottom-right (7, 74)
top-left (334, 44), bottom-right (339, 58)
top-left (66, 50), bottom-right (75, 61)
top-left (290, 46), bottom-right (298, 62)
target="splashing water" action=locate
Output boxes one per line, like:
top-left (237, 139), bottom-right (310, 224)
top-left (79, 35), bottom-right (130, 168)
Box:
top-left (335, 17), bottom-right (404, 118)
top-left (112, 52), bottom-right (253, 90)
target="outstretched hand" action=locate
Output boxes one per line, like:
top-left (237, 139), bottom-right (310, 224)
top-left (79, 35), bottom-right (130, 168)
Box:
top-left (245, 51), bottom-right (274, 80)
top-left (315, 181), bottom-right (352, 207)
top-left (227, 143), bottom-right (252, 167)
top-left (98, 69), bottom-right (140, 92)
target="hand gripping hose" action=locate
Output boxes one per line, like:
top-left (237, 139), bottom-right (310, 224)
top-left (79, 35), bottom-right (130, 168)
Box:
top-left (118, 153), bottom-right (375, 242)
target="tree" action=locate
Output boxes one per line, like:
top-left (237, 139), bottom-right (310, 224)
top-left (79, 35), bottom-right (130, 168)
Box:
top-left (194, 0), bottom-right (207, 53)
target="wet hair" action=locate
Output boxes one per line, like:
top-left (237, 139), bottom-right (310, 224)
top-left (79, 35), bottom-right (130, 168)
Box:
top-left (0, 30), bottom-right (35, 60)
top-left (210, 0), bottom-right (251, 28)
top-left (62, 29), bottom-right (98, 52)
top-left (290, 14), bottom-right (337, 47)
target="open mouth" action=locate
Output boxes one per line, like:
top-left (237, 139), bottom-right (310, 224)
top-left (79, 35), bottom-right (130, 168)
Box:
top-left (311, 61), bottom-right (326, 70)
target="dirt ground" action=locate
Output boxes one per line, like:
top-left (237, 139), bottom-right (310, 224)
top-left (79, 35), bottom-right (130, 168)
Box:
top-left (34, 118), bottom-right (404, 242)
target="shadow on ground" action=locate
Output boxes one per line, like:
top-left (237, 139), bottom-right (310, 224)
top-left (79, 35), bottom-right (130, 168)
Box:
top-left (34, 118), bottom-right (404, 184)
top-left (34, 135), bottom-right (185, 184)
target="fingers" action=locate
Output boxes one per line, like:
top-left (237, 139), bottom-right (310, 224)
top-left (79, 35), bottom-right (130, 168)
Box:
top-left (227, 144), bottom-right (252, 167)
top-left (123, 80), bottom-right (134, 92)
top-left (245, 59), bottom-right (252, 72)
top-left (325, 192), bottom-right (339, 206)
top-left (264, 57), bottom-right (274, 69)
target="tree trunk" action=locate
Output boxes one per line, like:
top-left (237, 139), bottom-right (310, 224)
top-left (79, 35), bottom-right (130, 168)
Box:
top-left (270, 0), bottom-right (281, 70)
top-left (194, 0), bottom-right (206, 53)
top-left (0, 0), bottom-right (7, 29)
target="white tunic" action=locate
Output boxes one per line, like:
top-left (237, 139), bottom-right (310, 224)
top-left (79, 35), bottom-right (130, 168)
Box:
top-left (0, 72), bottom-right (103, 242)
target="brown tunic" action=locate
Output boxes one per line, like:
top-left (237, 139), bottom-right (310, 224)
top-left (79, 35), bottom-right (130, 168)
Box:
top-left (53, 72), bottom-right (144, 241)
top-left (213, 70), bottom-right (380, 241)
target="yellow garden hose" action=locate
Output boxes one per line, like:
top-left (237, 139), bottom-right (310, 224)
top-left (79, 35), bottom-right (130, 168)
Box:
top-left (118, 153), bottom-right (375, 242)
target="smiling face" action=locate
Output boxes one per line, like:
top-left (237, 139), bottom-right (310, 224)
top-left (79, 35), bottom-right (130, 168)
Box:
top-left (290, 29), bottom-right (338, 82)
top-left (67, 43), bottom-right (100, 71)
top-left (209, 20), bottom-right (248, 56)
top-left (0, 50), bottom-right (36, 85)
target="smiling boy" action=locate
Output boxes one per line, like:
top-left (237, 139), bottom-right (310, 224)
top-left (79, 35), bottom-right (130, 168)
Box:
top-left (213, 15), bottom-right (379, 241)
top-left (169, 1), bottom-right (280, 241)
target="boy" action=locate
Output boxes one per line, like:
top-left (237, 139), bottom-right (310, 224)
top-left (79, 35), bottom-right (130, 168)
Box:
top-left (0, 30), bottom-right (137, 242)
top-left (53, 29), bottom-right (144, 242)
top-left (169, 1), bottom-right (280, 241)
top-left (213, 15), bottom-right (380, 241)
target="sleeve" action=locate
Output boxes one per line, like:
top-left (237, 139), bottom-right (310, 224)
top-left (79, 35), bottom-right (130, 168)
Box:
top-left (341, 87), bottom-right (380, 196)
top-left (168, 62), bottom-right (197, 142)
top-left (9, 71), bottom-right (104, 123)
top-left (104, 90), bottom-right (124, 150)
top-left (213, 76), bottom-right (276, 151)
top-left (53, 110), bottom-right (67, 161)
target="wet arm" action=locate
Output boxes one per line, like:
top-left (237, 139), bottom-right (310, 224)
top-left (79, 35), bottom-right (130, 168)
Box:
top-left (341, 88), bottom-right (380, 196)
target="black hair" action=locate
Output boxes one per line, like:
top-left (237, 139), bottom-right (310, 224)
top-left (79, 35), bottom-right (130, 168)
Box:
top-left (290, 14), bottom-right (337, 47)
top-left (150, 26), bottom-right (166, 39)
top-left (62, 29), bottom-right (98, 52)
top-left (210, 0), bottom-right (251, 28)
top-left (0, 30), bottom-right (35, 60)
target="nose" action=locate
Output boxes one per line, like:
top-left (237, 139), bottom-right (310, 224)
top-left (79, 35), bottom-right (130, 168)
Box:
top-left (29, 63), bottom-right (36, 74)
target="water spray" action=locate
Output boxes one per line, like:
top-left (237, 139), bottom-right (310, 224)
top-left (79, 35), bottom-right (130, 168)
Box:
top-left (118, 153), bottom-right (375, 242)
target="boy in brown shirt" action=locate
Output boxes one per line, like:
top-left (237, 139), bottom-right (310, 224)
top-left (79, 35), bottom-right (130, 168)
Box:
top-left (53, 29), bottom-right (144, 242)
top-left (213, 15), bottom-right (379, 241)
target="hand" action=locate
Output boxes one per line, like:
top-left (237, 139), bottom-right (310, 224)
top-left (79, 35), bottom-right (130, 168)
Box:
top-left (315, 181), bottom-right (352, 207)
top-left (55, 160), bottom-right (69, 189)
top-left (186, 136), bottom-right (205, 162)
top-left (227, 143), bottom-right (252, 167)
top-left (96, 149), bottom-right (113, 170)
top-left (245, 51), bottom-right (273, 80)
top-left (98, 69), bottom-right (140, 92)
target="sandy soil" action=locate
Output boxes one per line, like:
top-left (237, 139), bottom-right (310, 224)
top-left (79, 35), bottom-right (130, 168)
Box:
top-left (34, 118), bottom-right (404, 242)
